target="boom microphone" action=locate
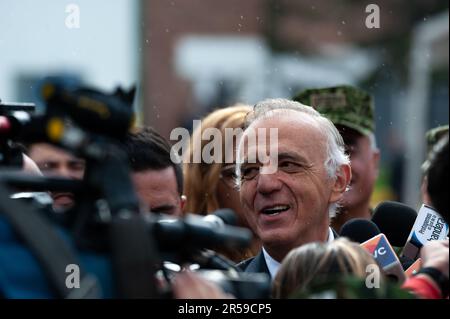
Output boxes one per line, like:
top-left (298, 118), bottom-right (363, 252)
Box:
top-left (372, 201), bottom-right (417, 247)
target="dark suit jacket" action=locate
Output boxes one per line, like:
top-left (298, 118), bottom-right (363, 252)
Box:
top-left (237, 228), bottom-right (340, 277)
top-left (236, 250), bottom-right (270, 276)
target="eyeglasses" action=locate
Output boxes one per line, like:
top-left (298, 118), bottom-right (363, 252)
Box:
top-left (219, 164), bottom-right (238, 189)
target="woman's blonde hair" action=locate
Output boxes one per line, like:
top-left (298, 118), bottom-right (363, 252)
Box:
top-left (272, 238), bottom-right (382, 298)
top-left (183, 104), bottom-right (251, 215)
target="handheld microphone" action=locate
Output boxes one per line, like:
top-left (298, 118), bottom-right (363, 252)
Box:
top-left (360, 233), bottom-right (406, 284)
top-left (340, 219), bottom-right (381, 243)
top-left (401, 204), bottom-right (449, 260)
top-left (372, 201), bottom-right (417, 247)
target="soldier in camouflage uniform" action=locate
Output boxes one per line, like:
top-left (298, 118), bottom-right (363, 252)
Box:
top-left (294, 85), bottom-right (380, 233)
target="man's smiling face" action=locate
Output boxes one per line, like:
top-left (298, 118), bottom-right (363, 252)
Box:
top-left (238, 111), bottom-right (340, 258)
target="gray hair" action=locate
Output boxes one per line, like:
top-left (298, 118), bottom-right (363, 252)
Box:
top-left (235, 98), bottom-right (350, 218)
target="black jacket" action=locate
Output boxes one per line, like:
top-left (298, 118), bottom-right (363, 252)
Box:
top-left (236, 250), bottom-right (270, 276)
top-left (237, 228), bottom-right (340, 276)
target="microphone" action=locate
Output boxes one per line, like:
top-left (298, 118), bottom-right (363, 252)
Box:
top-left (339, 217), bottom-right (414, 271)
top-left (149, 212), bottom-right (252, 252)
top-left (360, 233), bottom-right (406, 284)
top-left (401, 204), bottom-right (449, 260)
top-left (340, 219), bottom-right (381, 243)
top-left (202, 209), bottom-right (237, 228)
top-left (372, 201), bottom-right (417, 247)
top-left (175, 210), bottom-right (244, 271)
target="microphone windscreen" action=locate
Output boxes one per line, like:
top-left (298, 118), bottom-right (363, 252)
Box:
top-left (372, 201), bottom-right (417, 247)
top-left (339, 218), bottom-right (381, 243)
top-left (212, 209), bottom-right (237, 226)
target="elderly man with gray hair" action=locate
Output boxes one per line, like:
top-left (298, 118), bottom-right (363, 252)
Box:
top-left (236, 98), bottom-right (351, 278)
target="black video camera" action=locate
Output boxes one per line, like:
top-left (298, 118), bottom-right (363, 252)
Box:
top-left (0, 81), bottom-right (269, 299)
top-left (0, 99), bottom-right (35, 167)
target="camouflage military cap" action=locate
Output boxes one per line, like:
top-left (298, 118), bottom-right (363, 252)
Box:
top-left (426, 125), bottom-right (449, 152)
top-left (293, 85), bottom-right (375, 136)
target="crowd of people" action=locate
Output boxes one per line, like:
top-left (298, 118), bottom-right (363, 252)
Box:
top-left (0, 84), bottom-right (448, 299)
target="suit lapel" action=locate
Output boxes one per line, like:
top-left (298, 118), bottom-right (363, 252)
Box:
top-left (246, 251), bottom-right (271, 277)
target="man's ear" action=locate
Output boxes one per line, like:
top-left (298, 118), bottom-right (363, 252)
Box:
top-left (330, 164), bottom-right (352, 203)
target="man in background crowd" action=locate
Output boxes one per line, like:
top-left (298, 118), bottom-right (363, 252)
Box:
top-left (27, 142), bottom-right (85, 210)
top-left (421, 125), bottom-right (448, 208)
top-left (403, 134), bottom-right (449, 299)
top-left (294, 85), bottom-right (379, 233)
top-left (123, 127), bottom-right (185, 216)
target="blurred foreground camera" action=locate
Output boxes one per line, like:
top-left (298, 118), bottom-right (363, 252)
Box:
top-left (0, 80), bottom-right (270, 299)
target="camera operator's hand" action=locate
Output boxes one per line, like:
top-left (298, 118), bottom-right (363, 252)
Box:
top-left (172, 271), bottom-right (235, 299)
top-left (421, 239), bottom-right (449, 278)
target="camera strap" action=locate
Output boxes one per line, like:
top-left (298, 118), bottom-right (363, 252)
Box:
top-left (0, 184), bottom-right (100, 298)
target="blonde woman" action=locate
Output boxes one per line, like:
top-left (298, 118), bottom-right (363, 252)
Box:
top-left (183, 104), bottom-right (260, 261)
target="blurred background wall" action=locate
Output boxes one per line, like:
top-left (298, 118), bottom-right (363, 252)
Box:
top-left (0, 0), bottom-right (140, 108)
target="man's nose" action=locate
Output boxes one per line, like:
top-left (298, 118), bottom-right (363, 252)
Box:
top-left (256, 171), bottom-right (282, 195)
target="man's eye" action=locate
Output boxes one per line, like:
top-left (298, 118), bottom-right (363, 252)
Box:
top-left (69, 161), bottom-right (85, 171)
top-left (220, 167), bottom-right (237, 179)
top-left (39, 162), bottom-right (57, 171)
top-left (242, 166), bottom-right (259, 180)
top-left (279, 162), bottom-right (301, 172)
